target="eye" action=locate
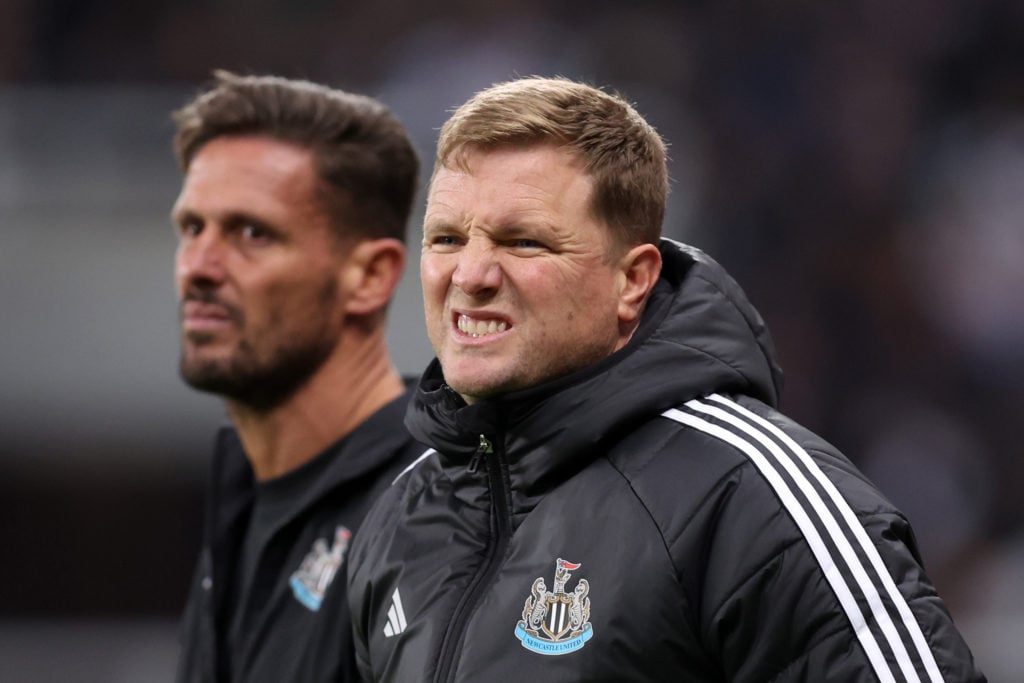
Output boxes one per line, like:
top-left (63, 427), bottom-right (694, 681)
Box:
top-left (176, 218), bottom-right (203, 239)
top-left (424, 232), bottom-right (464, 250)
top-left (506, 237), bottom-right (547, 253)
top-left (241, 223), bottom-right (269, 241)
top-left (236, 221), bottom-right (279, 246)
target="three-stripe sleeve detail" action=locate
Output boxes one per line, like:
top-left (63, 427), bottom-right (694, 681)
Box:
top-left (661, 394), bottom-right (944, 683)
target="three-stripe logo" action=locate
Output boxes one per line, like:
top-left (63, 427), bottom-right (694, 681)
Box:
top-left (662, 393), bottom-right (944, 683)
top-left (383, 588), bottom-right (407, 638)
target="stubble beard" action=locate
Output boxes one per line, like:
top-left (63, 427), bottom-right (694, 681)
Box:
top-left (180, 335), bottom-right (335, 412)
top-left (179, 281), bottom-right (339, 412)
top-left (441, 334), bottom-right (619, 403)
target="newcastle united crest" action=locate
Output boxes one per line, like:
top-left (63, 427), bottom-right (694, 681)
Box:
top-left (289, 526), bottom-right (351, 611)
top-left (514, 558), bottom-right (593, 655)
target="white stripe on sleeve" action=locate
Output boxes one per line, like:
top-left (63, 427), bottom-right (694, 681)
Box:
top-left (704, 394), bottom-right (943, 682)
top-left (663, 405), bottom-right (900, 683)
top-left (391, 448), bottom-right (437, 485)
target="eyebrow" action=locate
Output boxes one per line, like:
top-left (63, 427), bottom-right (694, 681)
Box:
top-left (170, 205), bottom-right (196, 226)
top-left (171, 206), bottom-right (274, 229)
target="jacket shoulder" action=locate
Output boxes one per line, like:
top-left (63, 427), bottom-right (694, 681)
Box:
top-left (606, 393), bottom-right (984, 681)
top-left (608, 392), bottom-right (891, 549)
top-left (348, 446), bottom-right (440, 570)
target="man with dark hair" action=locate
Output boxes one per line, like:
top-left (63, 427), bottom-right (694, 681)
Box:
top-left (171, 71), bottom-right (423, 682)
top-left (347, 77), bottom-right (984, 681)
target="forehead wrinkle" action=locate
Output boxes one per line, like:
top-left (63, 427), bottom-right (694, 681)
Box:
top-left (427, 173), bottom-right (581, 233)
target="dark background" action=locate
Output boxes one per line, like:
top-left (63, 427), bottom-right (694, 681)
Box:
top-left (1, 1), bottom-right (1022, 680)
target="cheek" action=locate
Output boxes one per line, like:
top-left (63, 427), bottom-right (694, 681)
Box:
top-left (526, 264), bottom-right (602, 307)
top-left (256, 276), bottom-right (317, 323)
top-left (420, 256), bottom-right (451, 303)
top-left (545, 269), bottom-right (619, 329)
top-left (173, 250), bottom-right (189, 294)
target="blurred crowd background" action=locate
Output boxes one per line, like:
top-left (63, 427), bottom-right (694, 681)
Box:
top-left (1, 0), bottom-right (1021, 680)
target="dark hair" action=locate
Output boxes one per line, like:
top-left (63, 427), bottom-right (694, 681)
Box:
top-left (436, 76), bottom-right (667, 248)
top-left (173, 70), bottom-right (419, 243)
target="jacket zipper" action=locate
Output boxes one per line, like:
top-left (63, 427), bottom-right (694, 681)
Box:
top-left (432, 434), bottom-right (512, 683)
top-left (466, 434), bottom-right (488, 474)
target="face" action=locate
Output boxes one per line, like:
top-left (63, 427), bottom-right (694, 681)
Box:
top-left (172, 136), bottom-right (347, 409)
top-left (422, 145), bottom-right (631, 403)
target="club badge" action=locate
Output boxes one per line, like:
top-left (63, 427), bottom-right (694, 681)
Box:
top-left (514, 558), bottom-right (593, 655)
top-left (289, 526), bottom-right (351, 611)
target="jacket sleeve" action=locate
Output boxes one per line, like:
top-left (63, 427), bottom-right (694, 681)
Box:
top-left (175, 552), bottom-right (212, 683)
top-left (346, 512), bottom-right (375, 682)
top-left (346, 477), bottom-right (405, 683)
top-left (697, 453), bottom-right (986, 682)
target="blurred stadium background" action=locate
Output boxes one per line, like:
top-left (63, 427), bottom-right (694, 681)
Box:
top-left (1, 1), bottom-right (1021, 680)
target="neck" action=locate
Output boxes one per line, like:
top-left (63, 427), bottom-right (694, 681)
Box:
top-left (226, 326), bottom-right (404, 481)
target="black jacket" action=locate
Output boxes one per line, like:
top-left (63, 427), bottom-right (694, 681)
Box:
top-left (177, 388), bottom-right (426, 682)
top-left (348, 240), bottom-right (984, 682)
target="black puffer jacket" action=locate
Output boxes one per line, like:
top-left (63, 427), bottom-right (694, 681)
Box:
top-left (348, 240), bottom-right (984, 682)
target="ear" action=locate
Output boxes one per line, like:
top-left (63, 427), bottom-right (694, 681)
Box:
top-left (339, 238), bottom-right (407, 316)
top-left (616, 243), bottom-right (662, 326)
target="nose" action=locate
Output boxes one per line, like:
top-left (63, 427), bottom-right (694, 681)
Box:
top-left (176, 228), bottom-right (227, 292)
top-left (451, 237), bottom-right (502, 297)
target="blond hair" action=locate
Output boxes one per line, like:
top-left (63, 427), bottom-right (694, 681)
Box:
top-left (436, 77), bottom-right (667, 247)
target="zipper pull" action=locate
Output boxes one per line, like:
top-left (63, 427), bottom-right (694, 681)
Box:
top-left (467, 434), bottom-right (493, 474)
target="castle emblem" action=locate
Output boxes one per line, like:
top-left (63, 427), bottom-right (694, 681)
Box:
top-left (514, 558), bottom-right (593, 655)
top-left (289, 526), bottom-right (351, 611)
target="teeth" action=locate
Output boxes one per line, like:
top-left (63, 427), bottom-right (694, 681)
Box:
top-left (458, 314), bottom-right (507, 338)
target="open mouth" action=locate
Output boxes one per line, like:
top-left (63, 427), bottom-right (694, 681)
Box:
top-left (457, 313), bottom-right (509, 338)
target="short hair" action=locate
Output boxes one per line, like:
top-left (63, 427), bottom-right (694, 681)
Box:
top-left (173, 70), bottom-right (419, 244)
top-left (436, 76), bottom-right (668, 247)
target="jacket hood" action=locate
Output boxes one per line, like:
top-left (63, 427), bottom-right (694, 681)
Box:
top-left (405, 239), bottom-right (783, 478)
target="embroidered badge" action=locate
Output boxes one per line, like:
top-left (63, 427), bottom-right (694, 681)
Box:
top-left (514, 558), bottom-right (593, 655)
top-left (289, 526), bottom-right (351, 611)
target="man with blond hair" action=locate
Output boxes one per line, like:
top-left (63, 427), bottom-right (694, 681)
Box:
top-left (347, 77), bottom-right (984, 681)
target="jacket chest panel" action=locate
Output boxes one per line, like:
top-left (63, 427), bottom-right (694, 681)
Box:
top-left (373, 470), bottom-right (701, 681)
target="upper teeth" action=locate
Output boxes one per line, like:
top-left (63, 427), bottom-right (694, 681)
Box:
top-left (458, 315), bottom-right (507, 337)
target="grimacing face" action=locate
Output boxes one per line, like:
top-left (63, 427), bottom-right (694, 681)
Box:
top-left (421, 144), bottom-right (638, 403)
top-left (172, 135), bottom-right (348, 410)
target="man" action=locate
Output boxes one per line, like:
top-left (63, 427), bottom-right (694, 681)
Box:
top-left (347, 77), bottom-right (985, 681)
top-left (170, 71), bottom-right (424, 682)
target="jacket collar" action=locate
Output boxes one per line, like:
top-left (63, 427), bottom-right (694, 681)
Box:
top-left (404, 239), bottom-right (783, 500)
top-left (207, 385), bottom-right (416, 540)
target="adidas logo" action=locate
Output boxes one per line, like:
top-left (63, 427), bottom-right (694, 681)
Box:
top-left (383, 588), bottom-right (407, 638)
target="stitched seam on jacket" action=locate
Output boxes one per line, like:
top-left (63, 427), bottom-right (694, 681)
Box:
top-left (601, 449), bottom-right (752, 657)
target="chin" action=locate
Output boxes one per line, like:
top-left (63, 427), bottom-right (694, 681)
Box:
top-left (445, 374), bottom-right (494, 397)
top-left (447, 375), bottom-right (520, 403)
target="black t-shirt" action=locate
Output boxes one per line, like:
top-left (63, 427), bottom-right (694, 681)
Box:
top-left (177, 385), bottom-right (427, 683)
top-left (226, 448), bottom-right (337, 677)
